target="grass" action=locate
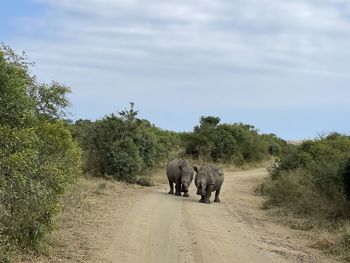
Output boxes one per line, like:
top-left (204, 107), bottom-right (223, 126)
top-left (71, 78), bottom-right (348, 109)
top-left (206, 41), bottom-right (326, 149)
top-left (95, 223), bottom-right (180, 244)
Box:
top-left (311, 223), bottom-right (350, 262)
top-left (16, 176), bottom-right (146, 263)
top-left (150, 166), bottom-right (168, 185)
top-left (258, 169), bottom-right (350, 262)
top-left (137, 175), bottom-right (154, 187)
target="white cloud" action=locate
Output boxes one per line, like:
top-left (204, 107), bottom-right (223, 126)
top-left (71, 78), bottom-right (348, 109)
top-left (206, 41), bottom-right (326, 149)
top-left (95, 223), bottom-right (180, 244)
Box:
top-left (20, 0), bottom-right (348, 77)
top-left (6, 0), bottom-right (350, 138)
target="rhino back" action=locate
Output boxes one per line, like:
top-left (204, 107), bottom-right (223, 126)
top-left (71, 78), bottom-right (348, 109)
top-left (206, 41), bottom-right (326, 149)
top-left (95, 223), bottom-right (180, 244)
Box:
top-left (214, 171), bottom-right (224, 189)
top-left (207, 165), bottom-right (224, 190)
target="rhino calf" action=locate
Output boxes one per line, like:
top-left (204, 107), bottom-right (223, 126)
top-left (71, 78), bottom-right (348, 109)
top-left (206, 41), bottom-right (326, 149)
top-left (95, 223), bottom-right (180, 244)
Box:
top-left (194, 164), bottom-right (224, 204)
top-left (166, 159), bottom-right (195, 197)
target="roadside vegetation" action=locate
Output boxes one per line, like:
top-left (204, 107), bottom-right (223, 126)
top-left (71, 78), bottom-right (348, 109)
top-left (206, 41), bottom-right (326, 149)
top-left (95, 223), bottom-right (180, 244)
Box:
top-left (70, 113), bottom-right (288, 186)
top-left (15, 176), bottom-right (142, 263)
top-left (259, 133), bottom-right (350, 261)
top-left (69, 102), bottom-right (181, 186)
top-left (0, 45), bottom-right (81, 262)
top-left (182, 116), bottom-right (289, 164)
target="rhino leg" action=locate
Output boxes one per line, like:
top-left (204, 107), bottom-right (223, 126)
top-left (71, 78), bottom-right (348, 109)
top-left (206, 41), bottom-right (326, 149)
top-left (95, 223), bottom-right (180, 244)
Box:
top-left (203, 185), bottom-right (214, 204)
top-left (168, 180), bottom-right (174, 195)
top-left (181, 185), bottom-right (185, 193)
top-left (199, 195), bottom-right (205, 202)
top-left (214, 188), bottom-right (221, 202)
top-left (175, 179), bottom-right (181, 196)
top-left (183, 191), bottom-right (189, 197)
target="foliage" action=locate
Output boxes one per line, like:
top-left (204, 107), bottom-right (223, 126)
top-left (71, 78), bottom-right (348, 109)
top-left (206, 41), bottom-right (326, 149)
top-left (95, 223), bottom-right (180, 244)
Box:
top-left (0, 44), bottom-right (81, 258)
top-left (28, 82), bottom-right (72, 120)
top-left (105, 138), bottom-right (142, 183)
top-left (259, 133), bottom-right (350, 260)
top-left (183, 116), bottom-right (286, 164)
top-left (0, 44), bottom-right (35, 128)
top-left (71, 103), bottom-right (181, 183)
top-left (261, 133), bottom-right (350, 219)
top-left (343, 160), bottom-right (350, 202)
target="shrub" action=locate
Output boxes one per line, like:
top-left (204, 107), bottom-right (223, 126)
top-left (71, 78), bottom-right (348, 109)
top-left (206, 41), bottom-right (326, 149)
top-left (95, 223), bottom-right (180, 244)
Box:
top-left (261, 133), bottom-right (350, 220)
top-left (105, 138), bottom-right (142, 183)
top-left (260, 170), bottom-right (321, 216)
top-left (183, 116), bottom-right (284, 164)
top-left (136, 176), bottom-right (154, 187)
top-left (71, 103), bottom-right (180, 181)
top-left (0, 122), bottom-right (81, 252)
top-left (0, 45), bottom-right (81, 256)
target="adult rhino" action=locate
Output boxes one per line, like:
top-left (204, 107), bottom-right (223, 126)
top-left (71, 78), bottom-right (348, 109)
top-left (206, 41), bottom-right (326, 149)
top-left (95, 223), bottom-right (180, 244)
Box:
top-left (194, 164), bottom-right (224, 204)
top-left (166, 159), bottom-right (195, 197)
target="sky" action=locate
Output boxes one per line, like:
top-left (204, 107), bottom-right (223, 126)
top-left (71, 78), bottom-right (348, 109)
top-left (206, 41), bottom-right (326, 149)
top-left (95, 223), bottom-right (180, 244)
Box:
top-left (1, 0), bottom-right (350, 140)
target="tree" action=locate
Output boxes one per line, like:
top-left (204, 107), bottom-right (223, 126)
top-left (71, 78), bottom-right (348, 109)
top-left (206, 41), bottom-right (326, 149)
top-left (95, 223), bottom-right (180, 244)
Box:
top-left (28, 81), bottom-right (71, 120)
top-left (119, 102), bottom-right (138, 123)
top-left (72, 103), bottom-right (179, 182)
top-left (0, 44), bottom-right (81, 258)
top-left (184, 117), bottom-right (275, 164)
top-left (0, 44), bottom-right (36, 128)
top-left (199, 116), bottom-right (220, 127)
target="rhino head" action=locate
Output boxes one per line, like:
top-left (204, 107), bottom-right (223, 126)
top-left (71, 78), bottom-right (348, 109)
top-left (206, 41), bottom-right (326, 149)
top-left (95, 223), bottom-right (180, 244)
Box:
top-left (178, 161), bottom-right (194, 193)
top-left (195, 168), bottom-right (207, 196)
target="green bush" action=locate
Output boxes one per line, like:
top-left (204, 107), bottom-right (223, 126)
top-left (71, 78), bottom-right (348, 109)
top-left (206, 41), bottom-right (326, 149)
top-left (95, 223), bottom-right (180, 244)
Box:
top-left (183, 116), bottom-right (285, 165)
top-left (71, 103), bottom-right (180, 181)
top-left (261, 133), bottom-right (350, 220)
top-left (105, 138), bottom-right (142, 183)
top-left (0, 45), bottom-right (81, 256)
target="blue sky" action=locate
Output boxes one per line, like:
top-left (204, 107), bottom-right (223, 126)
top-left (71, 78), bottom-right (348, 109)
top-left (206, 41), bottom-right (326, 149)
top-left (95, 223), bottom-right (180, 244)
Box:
top-left (1, 0), bottom-right (350, 140)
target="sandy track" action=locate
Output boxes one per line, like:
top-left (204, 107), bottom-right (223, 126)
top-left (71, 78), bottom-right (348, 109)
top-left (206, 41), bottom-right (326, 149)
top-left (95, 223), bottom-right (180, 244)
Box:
top-left (102, 169), bottom-right (337, 263)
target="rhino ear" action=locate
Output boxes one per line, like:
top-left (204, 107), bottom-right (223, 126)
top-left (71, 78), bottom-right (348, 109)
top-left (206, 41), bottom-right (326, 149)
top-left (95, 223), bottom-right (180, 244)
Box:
top-left (193, 166), bottom-right (198, 173)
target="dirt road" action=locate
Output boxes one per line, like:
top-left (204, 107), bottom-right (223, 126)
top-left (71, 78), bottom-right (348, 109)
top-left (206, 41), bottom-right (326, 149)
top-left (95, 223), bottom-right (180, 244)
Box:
top-left (102, 169), bottom-right (335, 263)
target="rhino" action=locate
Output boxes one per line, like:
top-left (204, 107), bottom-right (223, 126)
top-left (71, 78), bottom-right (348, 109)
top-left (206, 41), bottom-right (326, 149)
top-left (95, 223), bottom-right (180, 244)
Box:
top-left (194, 164), bottom-right (224, 204)
top-left (166, 159), bottom-right (195, 197)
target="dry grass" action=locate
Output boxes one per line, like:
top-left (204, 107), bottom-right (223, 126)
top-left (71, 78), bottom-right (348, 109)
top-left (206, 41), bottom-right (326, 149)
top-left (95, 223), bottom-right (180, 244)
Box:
top-left (17, 176), bottom-right (147, 263)
top-left (311, 224), bottom-right (350, 262)
top-left (151, 166), bottom-right (168, 185)
top-left (259, 166), bottom-right (350, 262)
